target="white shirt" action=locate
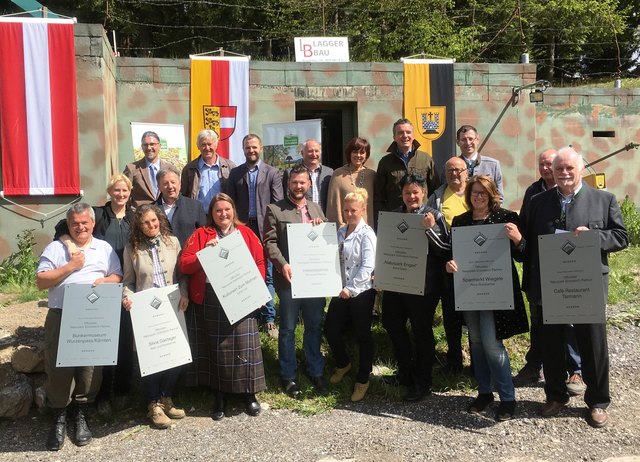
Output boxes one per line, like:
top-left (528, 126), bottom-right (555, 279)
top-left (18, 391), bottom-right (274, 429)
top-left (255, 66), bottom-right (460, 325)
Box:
top-left (337, 218), bottom-right (376, 297)
top-left (37, 238), bottom-right (122, 308)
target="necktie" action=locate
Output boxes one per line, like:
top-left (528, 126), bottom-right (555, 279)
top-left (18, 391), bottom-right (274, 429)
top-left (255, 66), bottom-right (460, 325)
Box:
top-left (149, 164), bottom-right (158, 197)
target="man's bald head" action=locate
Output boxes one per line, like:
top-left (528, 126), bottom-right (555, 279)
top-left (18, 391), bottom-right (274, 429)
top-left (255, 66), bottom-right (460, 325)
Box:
top-left (445, 156), bottom-right (468, 190)
top-left (538, 149), bottom-right (557, 187)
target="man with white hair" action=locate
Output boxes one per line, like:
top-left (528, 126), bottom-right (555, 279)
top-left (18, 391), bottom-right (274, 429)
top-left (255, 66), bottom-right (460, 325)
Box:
top-left (181, 129), bottom-right (236, 211)
top-left (522, 147), bottom-right (628, 428)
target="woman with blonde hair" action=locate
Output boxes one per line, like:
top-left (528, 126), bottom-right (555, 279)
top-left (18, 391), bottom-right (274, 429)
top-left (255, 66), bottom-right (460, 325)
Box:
top-left (324, 188), bottom-right (377, 401)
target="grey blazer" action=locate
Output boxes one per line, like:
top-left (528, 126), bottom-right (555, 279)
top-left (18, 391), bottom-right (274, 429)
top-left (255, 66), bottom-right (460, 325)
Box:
top-left (282, 163), bottom-right (333, 214)
top-left (522, 183), bottom-right (628, 304)
top-left (226, 162), bottom-right (283, 237)
top-left (155, 195), bottom-right (206, 247)
top-left (123, 158), bottom-right (172, 209)
top-left (263, 197), bottom-right (326, 289)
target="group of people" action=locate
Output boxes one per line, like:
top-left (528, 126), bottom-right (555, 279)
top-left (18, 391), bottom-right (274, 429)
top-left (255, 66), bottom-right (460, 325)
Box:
top-left (36, 119), bottom-right (628, 451)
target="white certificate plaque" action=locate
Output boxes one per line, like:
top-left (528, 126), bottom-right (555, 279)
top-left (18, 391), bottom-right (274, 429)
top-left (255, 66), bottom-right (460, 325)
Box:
top-left (287, 222), bottom-right (342, 298)
top-left (128, 284), bottom-right (192, 376)
top-left (374, 212), bottom-right (428, 295)
top-left (197, 230), bottom-right (272, 323)
top-left (539, 231), bottom-right (606, 324)
top-left (57, 283), bottom-right (123, 367)
top-left (452, 223), bottom-right (514, 311)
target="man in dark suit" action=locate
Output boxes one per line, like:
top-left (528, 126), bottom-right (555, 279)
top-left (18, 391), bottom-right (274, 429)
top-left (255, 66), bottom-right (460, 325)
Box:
top-left (124, 131), bottom-right (172, 209)
top-left (227, 134), bottom-right (283, 337)
top-left (155, 166), bottom-right (206, 247)
top-left (515, 148), bottom-right (585, 396)
top-left (283, 139), bottom-right (333, 214)
top-left (523, 147), bottom-right (628, 428)
top-left (264, 164), bottom-right (328, 397)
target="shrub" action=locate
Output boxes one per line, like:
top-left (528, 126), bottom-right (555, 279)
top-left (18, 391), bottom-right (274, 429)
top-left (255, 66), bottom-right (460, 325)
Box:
top-left (620, 196), bottom-right (640, 246)
top-left (0, 229), bottom-right (39, 287)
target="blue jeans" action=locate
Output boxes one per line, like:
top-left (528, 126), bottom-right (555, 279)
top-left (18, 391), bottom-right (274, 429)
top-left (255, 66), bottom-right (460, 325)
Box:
top-left (259, 260), bottom-right (276, 324)
top-left (276, 286), bottom-right (325, 380)
top-left (464, 310), bottom-right (515, 401)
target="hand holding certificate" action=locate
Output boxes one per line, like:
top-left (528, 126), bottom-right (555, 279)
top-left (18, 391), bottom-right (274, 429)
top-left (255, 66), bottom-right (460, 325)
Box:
top-left (451, 223), bottom-right (514, 311)
top-left (57, 283), bottom-right (123, 367)
top-left (196, 230), bottom-right (272, 323)
top-left (128, 284), bottom-right (192, 377)
top-left (287, 222), bottom-right (342, 298)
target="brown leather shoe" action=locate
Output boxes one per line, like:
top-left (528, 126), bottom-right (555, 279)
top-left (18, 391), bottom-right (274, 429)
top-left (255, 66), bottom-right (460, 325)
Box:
top-left (540, 400), bottom-right (568, 417)
top-left (588, 407), bottom-right (608, 428)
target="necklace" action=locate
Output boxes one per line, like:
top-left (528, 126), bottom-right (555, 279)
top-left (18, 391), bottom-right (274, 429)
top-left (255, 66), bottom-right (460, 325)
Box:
top-left (348, 165), bottom-right (366, 188)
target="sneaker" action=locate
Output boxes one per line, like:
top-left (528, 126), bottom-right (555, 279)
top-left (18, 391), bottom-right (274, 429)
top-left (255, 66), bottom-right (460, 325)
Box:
top-left (467, 393), bottom-right (494, 414)
top-left (147, 402), bottom-right (172, 429)
top-left (265, 322), bottom-right (279, 339)
top-left (566, 373), bottom-right (586, 396)
top-left (160, 396), bottom-right (185, 419)
top-left (495, 400), bottom-right (516, 421)
top-left (330, 363), bottom-right (352, 384)
top-left (351, 382), bottom-right (369, 402)
top-left (513, 364), bottom-right (542, 387)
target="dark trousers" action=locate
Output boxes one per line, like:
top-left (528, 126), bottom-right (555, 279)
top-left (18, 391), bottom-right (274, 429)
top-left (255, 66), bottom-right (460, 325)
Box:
top-left (527, 303), bottom-right (583, 374)
top-left (143, 366), bottom-right (182, 403)
top-left (44, 309), bottom-right (102, 408)
top-left (381, 291), bottom-right (436, 388)
top-left (247, 218), bottom-right (276, 324)
top-left (97, 308), bottom-right (134, 401)
top-left (440, 273), bottom-right (463, 368)
top-left (542, 322), bottom-right (610, 408)
top-left (324, 289), bottom-right (376, 384)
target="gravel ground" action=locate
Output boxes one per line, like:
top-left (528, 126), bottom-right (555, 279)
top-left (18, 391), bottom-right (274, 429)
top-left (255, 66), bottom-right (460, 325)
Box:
top-left (0, 302), bottom-right (639, 461)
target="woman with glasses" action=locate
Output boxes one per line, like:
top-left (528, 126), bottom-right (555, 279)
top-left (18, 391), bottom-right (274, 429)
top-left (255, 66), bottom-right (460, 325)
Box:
top-left (446, 175), bottom-right (528, 421)
top-left (381, 174), bottom-right (450, 402)
top-left (326, 137), bottom-right (376, 226)
top-left (324, 188), bottom-right (377, 401)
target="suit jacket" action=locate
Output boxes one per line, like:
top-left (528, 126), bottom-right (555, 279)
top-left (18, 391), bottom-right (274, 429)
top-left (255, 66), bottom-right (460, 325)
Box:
top-left (522, 183), bottom-right (628, 304)
top-left (122, 235), bottom-right (187, 299)
top-left (227, 162), bottom-right (283, 237)
top-left (155, 195), bottom-right (206, 247)
top-left (180, 155), bottom-right (235, 202)
top-left (282, 163), bottom-right (333, 214)
top-left (263, 197), bottom-right (326, 290)
top-left (459, 153), bottom-right (503, 199)
top-left (519, 177), bottom-right (546, 220)
top-left (123, 158), bottom-right (172, 208)
top-left (452, 208), bottom-right (529, 340)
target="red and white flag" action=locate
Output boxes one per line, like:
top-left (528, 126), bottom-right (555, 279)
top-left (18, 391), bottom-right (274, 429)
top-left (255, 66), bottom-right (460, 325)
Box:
top-left (0, 18), bottom-right (79, 196)
top-left (190, 56), bottom-right (249, 165)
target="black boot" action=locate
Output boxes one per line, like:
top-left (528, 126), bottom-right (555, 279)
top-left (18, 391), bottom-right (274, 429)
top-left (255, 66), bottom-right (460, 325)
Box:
top-left (212, 391), bottom-right (226, 421)
top-left (74, 404), bottom-right (93, 446)
top-left (46, 408), bottom-right (66, 451)
top-left (245, 393), bottom-right (261, 417)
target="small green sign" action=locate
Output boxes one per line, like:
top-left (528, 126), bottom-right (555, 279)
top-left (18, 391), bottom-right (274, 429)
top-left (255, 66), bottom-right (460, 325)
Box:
top-left (283, 135), bottom-right (299, 147)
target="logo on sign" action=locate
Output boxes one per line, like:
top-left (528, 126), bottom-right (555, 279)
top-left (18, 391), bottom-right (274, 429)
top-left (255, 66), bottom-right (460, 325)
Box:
top-left (203, 105), bottom-right (237, 141)
top-left (416, 106), bottom-right (446, 141)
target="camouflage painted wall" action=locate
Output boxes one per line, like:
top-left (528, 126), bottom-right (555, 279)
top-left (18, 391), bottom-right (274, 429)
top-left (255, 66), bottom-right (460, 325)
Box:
top-left (0, 24), bottom-right (637, 259)
top-left (0, 24), bottom-right (118, 259)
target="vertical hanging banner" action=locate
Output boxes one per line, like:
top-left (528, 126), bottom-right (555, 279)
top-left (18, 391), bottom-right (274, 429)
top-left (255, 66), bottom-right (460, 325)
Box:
top-left (189, 56), bottom-right (249, 166)
top-left (403, 59), bottom-right (456, 181)
top-left (0, 18), bottom-right (79, 196)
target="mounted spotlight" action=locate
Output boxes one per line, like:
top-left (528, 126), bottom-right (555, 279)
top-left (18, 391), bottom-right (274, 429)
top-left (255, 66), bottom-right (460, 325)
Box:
top-left (529, 89), bottom-right (544, 103)
top-left (512, 79), bottom-right (550, 104)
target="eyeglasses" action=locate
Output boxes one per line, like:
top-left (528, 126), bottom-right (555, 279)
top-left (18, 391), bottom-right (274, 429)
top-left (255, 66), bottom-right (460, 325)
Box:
top-left (470, 190), bottom-right (489, 197)
top-left (142, 142), bottom-right (159, 148)
top-left (446, 168), bottom-right (467, 174)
